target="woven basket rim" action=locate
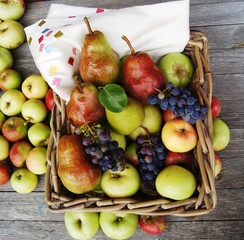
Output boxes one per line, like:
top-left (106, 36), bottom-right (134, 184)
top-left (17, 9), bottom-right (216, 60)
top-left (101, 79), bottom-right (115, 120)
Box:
top-left (45, 30), bottom-right (217, 216)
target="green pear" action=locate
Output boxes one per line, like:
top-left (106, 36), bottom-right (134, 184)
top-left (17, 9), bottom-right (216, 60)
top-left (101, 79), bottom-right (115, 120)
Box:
top-left (213, 118), bottom-right (230, 151)
top-left (105, 97), bottom-right (145, 135)
top-left (109, 128), bottom-right (126, 150)
top-left (129, 104), bottom-right (163, 140)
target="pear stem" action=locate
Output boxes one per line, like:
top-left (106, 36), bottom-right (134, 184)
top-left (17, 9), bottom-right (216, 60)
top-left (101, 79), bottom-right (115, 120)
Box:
top-left (84, 17), bottom-right (93, 34)
top-left (121, 35), bottom-right (135, 55)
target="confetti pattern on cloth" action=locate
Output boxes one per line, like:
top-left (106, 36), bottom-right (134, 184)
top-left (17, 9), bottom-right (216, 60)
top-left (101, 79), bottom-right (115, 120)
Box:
top-left (24, 0), bottom-right (190, 102)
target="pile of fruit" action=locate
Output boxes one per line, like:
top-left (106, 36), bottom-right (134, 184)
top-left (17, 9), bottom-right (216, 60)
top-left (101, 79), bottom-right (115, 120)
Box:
top-left (0, 2), bottom-right (231, 240)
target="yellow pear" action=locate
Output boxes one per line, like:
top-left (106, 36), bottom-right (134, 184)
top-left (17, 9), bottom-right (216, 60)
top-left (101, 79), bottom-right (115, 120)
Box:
top-left (105, 97), bottom-right (145, 135)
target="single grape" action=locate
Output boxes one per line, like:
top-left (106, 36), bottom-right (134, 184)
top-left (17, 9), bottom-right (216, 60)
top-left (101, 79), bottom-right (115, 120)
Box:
top-left (147, 94), bottom-right (158, 105)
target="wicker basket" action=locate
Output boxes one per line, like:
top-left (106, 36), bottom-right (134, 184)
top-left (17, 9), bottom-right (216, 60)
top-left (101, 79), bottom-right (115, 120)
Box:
top-left (45, 30), bottom-right (217, 216)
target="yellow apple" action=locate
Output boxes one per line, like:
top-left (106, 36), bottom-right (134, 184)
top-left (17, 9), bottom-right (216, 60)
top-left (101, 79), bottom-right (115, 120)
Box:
top-left (161, 119), bottom-right (197, 152)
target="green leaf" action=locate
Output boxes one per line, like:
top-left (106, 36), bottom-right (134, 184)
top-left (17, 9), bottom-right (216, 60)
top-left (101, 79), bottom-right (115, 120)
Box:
top-left (98, 84), bottom-right (128, 112)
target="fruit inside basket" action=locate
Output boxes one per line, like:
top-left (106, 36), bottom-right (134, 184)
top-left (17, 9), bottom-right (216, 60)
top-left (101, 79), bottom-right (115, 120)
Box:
top-left (45, 29), bottom-right (217, 217)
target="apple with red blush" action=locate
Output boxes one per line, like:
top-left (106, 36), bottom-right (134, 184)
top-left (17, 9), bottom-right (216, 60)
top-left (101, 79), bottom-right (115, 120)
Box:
top-left (0, 161), bottom-right (12, 186)
top-left (215, 153), bottom-right (222, 177)
top-left (139, 215), bottom-right (167, 235)
top-left (45, 88), bottom-right (54, 111)
top-left (9, 140), bottom-right (33, 167)
top-left (211, 96), bottom-right (221, 119)
top-left (164, 150), bottom-right (194, 166)
top-left (162, 109), bottom-right (178, 123)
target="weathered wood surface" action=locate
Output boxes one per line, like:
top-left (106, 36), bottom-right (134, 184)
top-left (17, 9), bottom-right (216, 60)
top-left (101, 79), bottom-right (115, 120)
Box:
top-left (0, 0), bottom-right (244, 239)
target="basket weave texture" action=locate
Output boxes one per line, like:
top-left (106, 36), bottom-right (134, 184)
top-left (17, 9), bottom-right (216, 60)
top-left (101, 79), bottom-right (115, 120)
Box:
top-left (45, 30), bottom-right (217, 216)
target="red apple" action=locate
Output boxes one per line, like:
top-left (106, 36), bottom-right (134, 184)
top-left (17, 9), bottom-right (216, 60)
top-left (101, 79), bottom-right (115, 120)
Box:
top-left (164, 150), bottom-right (194, 166)
top-left (161, 119), bottom-right (198, 153)
top-left (9, 140), bottom-right (33, 167)
top-left (162, 109), bottom-right (178, 123)
top-left (0, 161), bottom-right (12, 186)
top-left (211, 96), bottom-right (221, 119)
top-left (66, 83), bottom-right (105, 127)
top-left (45, 88), bottom-right (54, 111)
top-left (124, 142), bottom-right (139, 166)
top-left (215, 153), bottom-right (222, 177)
top-left (2, 116), bottom-right (28, 142)
top-left (139, 215), bottom-right (167, 235)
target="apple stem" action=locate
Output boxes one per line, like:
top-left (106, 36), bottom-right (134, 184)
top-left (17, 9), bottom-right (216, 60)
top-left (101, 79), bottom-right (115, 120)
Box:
top-left (84, 17), bottom-right (93, 35)
top-left (121, 35), bottom-right (135, 55)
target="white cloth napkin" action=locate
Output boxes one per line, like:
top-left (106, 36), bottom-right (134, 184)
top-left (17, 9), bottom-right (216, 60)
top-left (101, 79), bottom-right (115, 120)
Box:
top-left (25, 0), bottom-right (190, 101)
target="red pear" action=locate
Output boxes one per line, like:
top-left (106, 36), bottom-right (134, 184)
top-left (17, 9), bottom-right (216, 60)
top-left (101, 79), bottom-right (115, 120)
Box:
top-left (121, 35), bottom-right (165, 103)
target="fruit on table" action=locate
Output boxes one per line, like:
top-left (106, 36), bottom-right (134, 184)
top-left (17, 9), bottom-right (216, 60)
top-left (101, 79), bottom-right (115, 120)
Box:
top-left (164, 150), bottom-right (194, 166)
top-left (21, 99), bottom-right (48, 123)
top-left (27, 122), bottom-right (50, 147)
top-left (10, 168), bottom-right (38, 194)
top-left (129, 104), bottom-right (163, 140)
top-left (26, 147), bottom-right (47, 175)
top-left (211, 96), bottom-right (221, 119)
top-left (0, 110), bottom-right (6, 129)
top-left (121, 35), bottom-right (165, 103)
top-left (99, 212), bottom-right (138, 240)
top-left (0, 161), bottom-right (12, 185)
top-left (66, 83), bottom-right (105, 127)
top-left (64, 212), bottom-right (100, 240)
top-left (45, 88), bottom-right (54, 111)
top-left (139, 215), bottom-right (167, 235)
top-left (21, 74), bottom-right (49, 99)
top-left (213, 118), bottom-right (230, 151)
top-left (156, 165), bottom-right (197, 200)
top-left (2, 116), bottom-right (28, 142)
top-left (79, 17), bottom-right (120, 86)
top-left (0, 134), bottom-right (10, 161)
top-left (58, 134), bottom-right (101, 194)
top-left (9, 140), bottom-right (32, 167)
top-left (214, 153), bottom-right (222, 177)
top-left (0, 20), bottom-right (25, 49)
top-left (0, 0), bottom-right (25, 20)
top-left (100, 162), bottom-right (140, 198)
top-left (158, 52), bottom-right (194, 87)
top-left (161, 118), bottom-right (198, 153)
top-left (0, 46), bottom-right (13, 71)
top-left (0, 69), bottom-right (22, 91)
top-left (105, 97), bottom-right (145, 135)
top-left (0, 89), bottom-right (26, 116)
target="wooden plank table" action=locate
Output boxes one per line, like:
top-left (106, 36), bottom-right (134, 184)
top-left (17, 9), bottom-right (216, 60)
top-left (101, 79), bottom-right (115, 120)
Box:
top-left (1, 0), bottom-right (244, 239)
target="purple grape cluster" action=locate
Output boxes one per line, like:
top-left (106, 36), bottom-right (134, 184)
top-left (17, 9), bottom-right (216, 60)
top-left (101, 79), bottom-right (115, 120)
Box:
top-left (136, 134), bottom-right (165, 184)
top-left (148, 82), bottom-right (208, 124)
top-left (81, 126), bottom-right (125, 172)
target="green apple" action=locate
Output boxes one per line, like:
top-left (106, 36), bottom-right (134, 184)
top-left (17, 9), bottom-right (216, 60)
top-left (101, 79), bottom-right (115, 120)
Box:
top-left (9, 140), bottom-right (32, 167)
top-left (0, 134), bottom-right (10, 161)
top-left (100, 162), bottom-right (140, 198)
top-left (27, 122), bottom-right (51, 147)
top-left (21, 74), bottom-right (49, 99)
top-left (161, 118), bottom-right (197, 153)
top-left (26, 147), bottom-right (47, 175)
top-left (0, 110), bottom-right (6, 129)
top-left (0, 69), bottom-right (22, 91)
top-left (0, 89), bottom-right (26, 116)
top-left (0, 0), bottom-right (25, 20)
top-left (124, 142), bottom-right (139, 166)
top-left (155, 165), bottom-right (197, 200)
top-left (21, 99), bottom-right (47, 123)
top-left (64, 212), bottom-right (99, 240)
top-left (100, 212), bottom-right (138, 240)
top-left (213, 118), bottom-right (230, 151)
top-left (0, 19), bottom-right (25, 49)
top-left (0, 46), bottom-right (13, 72)
top-left (159, 52), bottom-right (194, 87)
top-left (109, 128), bottom-right (126, 150)
top-left (10, 168), bottom-right (38, 194)
top-left (105, 97), bottom-right (145, 135)
top-left (129, 104), bottom-right (163, 140)
top-left (2, 116), bottom-right (28, 142)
